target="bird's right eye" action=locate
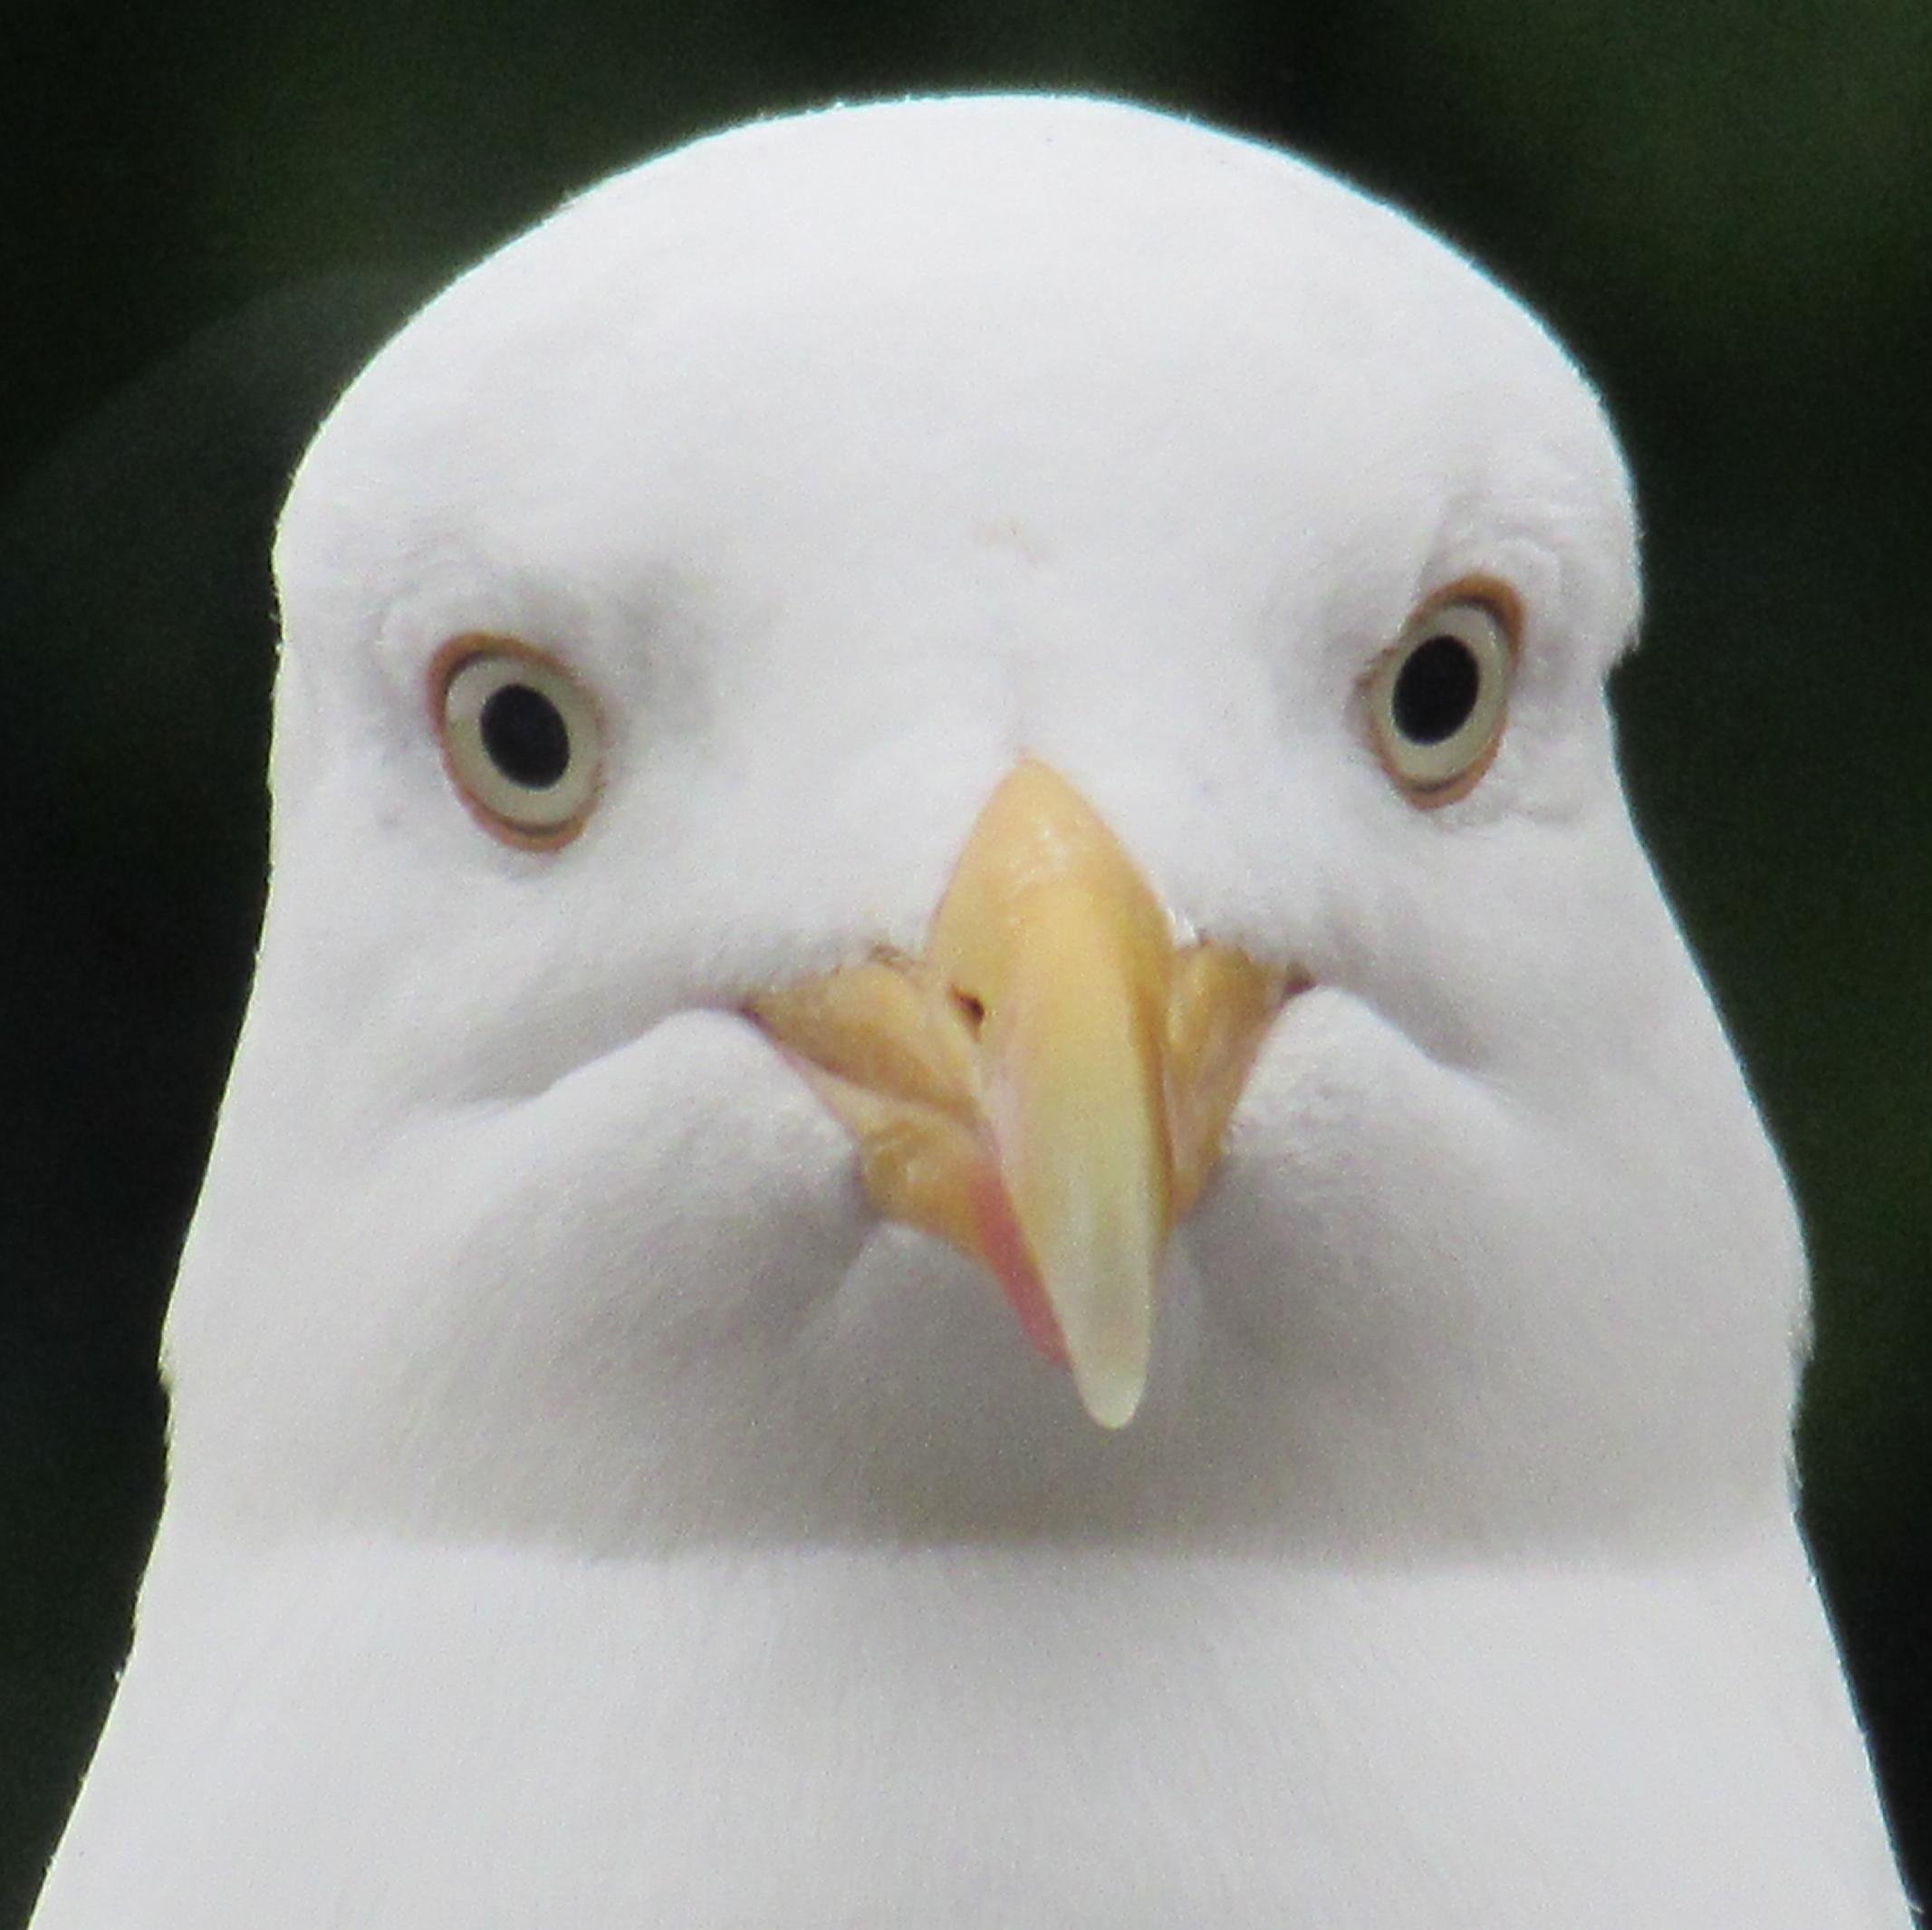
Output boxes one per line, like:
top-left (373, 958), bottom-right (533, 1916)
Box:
top-left (432, 639), bottom-right (602, 848)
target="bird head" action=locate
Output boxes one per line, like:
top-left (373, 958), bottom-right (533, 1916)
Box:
top-left (168, 97), bottom-right (1803, 1556)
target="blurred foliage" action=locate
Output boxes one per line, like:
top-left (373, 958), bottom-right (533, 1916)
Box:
top-left (4, 0), bottom-right (1927, 1920)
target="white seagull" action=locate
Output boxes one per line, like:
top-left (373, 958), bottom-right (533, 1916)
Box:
top-left (32, 96), bottom-right (1912, 1928)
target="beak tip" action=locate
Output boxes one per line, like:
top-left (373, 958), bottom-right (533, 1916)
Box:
top-left (1072, 1359), bottom-right (1150, 1431)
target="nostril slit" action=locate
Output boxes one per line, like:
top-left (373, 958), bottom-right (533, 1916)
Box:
top-left (952, 989), bottom-right (987, 1033)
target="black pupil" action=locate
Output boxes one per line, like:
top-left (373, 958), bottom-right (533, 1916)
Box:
top-left (1391, 634), bottom-right (1481, 745)
top-left (479, 683), bottom-right (572, 790)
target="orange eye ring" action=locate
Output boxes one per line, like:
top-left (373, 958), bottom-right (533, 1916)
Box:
top-left (428, 635), bottom-right (603, 850)
top-left (1367, 581), bottom-right (1519, 807)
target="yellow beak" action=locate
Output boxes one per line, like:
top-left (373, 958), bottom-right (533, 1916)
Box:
top-left (749, 757), bottom-right (1286, 1428)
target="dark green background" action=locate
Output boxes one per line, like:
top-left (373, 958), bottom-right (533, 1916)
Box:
top-left (5, 1), bottom-right (1927, 1920)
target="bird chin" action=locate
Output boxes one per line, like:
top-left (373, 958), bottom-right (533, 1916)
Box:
top-left (654, 1213), bottom-right (1212, 1546)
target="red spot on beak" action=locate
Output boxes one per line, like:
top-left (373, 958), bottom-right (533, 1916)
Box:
top-left (968, 1163), bottom-right (1069, 1369)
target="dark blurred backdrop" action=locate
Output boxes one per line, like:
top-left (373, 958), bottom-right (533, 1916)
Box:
top-left (4, 1), bottom-right (1927, 1921)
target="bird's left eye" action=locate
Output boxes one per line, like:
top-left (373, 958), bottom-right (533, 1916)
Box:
top-left (1367, 594), bottom-right (1515, 804)
top-left (433, 639), bottom-right (602, 847)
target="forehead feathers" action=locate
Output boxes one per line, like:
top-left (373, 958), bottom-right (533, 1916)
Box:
top-left (274, 95), bottom-right (1637, 694)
